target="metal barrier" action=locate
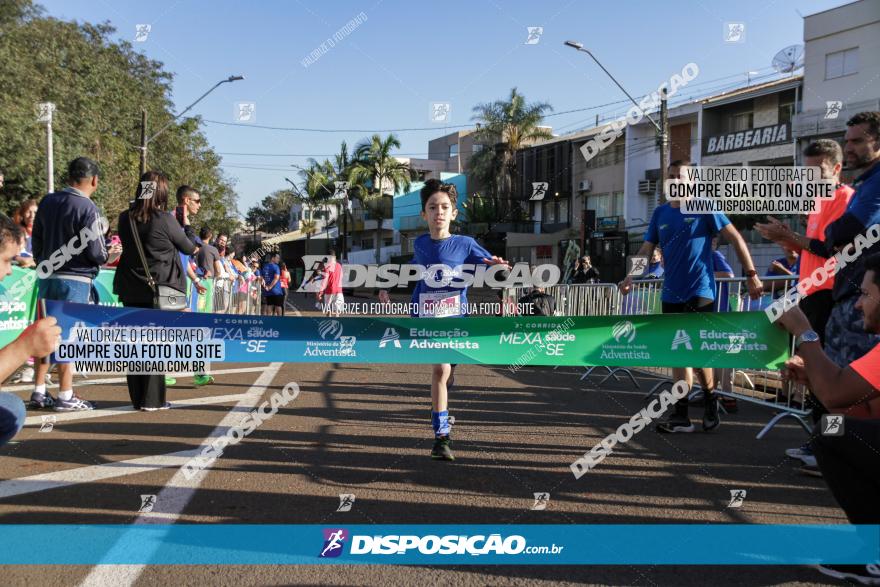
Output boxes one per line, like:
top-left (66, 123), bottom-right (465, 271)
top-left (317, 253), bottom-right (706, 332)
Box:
top-left (506, 276), bottom-right (812, 439)
top-left (210, 276), bottom-right (262, 316)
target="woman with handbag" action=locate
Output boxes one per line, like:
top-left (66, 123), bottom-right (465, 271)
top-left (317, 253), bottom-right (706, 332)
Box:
top-left (114, 171), bottom-right (196, 411)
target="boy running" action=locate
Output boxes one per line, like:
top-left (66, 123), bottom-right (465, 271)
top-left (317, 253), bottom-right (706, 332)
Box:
top-left (380, 180), bottom-right (508, 461)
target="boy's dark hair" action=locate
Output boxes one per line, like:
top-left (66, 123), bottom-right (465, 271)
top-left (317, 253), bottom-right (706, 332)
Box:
top-left (846, 111), bottom-right (880, 142)
top-left (420, 179), bottom-right (458, 211)
top-left (803, 139), bottom-right (843, 166)
top-left (865, 253), bottom-right (880, 287)
top-left (200, 227), bottom-right (213, 240)
top-left (176, 185), bottom-right (198, 204)
top-left (0, 214), bottom-right (24, 248)
top-left (68, 157), bottom-right (100, 183)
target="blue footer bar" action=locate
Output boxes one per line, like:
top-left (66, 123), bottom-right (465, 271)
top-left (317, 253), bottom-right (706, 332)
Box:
top-left (0, 525), bottom-right (877, 564)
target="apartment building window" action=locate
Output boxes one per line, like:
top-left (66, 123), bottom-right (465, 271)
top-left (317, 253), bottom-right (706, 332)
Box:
top-left (729, 111), bottom-right (753, 132)
top-left (449, 143), bottom-right (459, 158)
top-left (542, 200), bottom-right (556, 223)
top-left (558, 199), bottom-right (569, 225)
top-left (586, 142), bottom-right (625, 168)
top-left (779, 100), bottom-right (795, 124)
top-left (586, 192), bottom-right (623, 218)
top-left (473, 144), bottom-right (484, 154)
top-left (826, 47), bottom-right (859, 79)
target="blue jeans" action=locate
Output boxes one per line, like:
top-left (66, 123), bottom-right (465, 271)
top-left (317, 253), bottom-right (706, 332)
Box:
top-left (0, 392), bottom-right (25, 447)
top-left (37, 276), bottom-right (94, 303)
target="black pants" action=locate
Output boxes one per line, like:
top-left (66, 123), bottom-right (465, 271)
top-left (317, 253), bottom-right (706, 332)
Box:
top-left (122, 299), bottom-right (166, 410)
top-left (799, 289), bottom-right (833, 345)
top-left (811, 417), bottom-right (880, 524)
top-left (800, 290), bottom-right (833, 421)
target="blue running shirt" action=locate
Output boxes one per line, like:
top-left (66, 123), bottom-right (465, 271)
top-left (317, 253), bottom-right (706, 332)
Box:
top-left (410, 234), bottom-right (493, 317)
top-left (645, 204), bottom-right (730, 303)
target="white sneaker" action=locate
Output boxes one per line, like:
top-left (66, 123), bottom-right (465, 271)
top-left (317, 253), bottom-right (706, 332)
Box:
top-left (19, 367), bottom-right (34, 384)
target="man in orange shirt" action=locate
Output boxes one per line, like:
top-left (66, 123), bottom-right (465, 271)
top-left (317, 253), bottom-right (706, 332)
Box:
top-left (776, 252), bottom-right (880, 583)
top-left (758, 139), bottom-right (854, 343)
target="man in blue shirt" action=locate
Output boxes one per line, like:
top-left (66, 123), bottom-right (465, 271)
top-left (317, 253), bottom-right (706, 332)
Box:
top-left (621, 160), bottom-right (763, 433)
top-left (814, 112), bottom-right (880, 367)
top-left (262, 253), bottom-right (284, 316)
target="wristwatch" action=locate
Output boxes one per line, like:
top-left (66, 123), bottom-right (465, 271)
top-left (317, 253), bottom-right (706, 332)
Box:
top-left (795, 330), bottom-right (820, 350)
top-left (745, 269), bottom-right (758, 278)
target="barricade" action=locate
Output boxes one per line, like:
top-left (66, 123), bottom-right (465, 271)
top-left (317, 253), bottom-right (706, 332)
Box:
top-left (506, 276), bottom-right (810, 439)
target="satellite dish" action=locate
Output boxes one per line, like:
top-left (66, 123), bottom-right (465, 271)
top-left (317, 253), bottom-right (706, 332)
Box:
top-left (772, 44), bottom-right (804, 74)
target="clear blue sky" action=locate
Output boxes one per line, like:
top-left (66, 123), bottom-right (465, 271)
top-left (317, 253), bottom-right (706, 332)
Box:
top-left (40, 0), bottom-right (849, 217)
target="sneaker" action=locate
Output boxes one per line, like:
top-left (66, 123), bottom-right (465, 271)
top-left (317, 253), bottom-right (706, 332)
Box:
top-left (785, 444), bottom-right (813, 461)
top-left (703, 396), bottom-right (720, 432)
top-left (164, 376), bottom-right (177, 386)
top-left (801, 454), bottom-right (818, 467)
top-left (18, 366), bottom-right (34, 384)
top-left (656, 416), bottom-right (695, 434)
top-left (817, 564), bottom-right (880, 585)
top-left (54, 395), bottom-right (95, 412)
top-left (193, 375), bottom-right (214, 386)
top-left (141, 402), bottom-right (172, 412)
top-left (431, 436), bottom-right (455, 461)
top-left (28, 391), bottom-right (56, 409)
top-left (800, 463), bottom-right (823, 478)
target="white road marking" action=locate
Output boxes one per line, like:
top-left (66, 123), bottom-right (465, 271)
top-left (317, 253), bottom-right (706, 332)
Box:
top-left (0, 450), bottom-right (200, 499)
top-left (78, 362), bottom-right (283, 586)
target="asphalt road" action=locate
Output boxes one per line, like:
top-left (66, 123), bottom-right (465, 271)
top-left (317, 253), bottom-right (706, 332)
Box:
top-left (0, 296), bottom-right (843, 585)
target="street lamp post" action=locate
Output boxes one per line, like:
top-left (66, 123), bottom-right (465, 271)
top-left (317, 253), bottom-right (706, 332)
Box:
top-left (37, 102), bottom-right (56, 194)
top-left (139, 75), bottom-right (244, 174)
top-left (564, 40), bottom-right (668, 202)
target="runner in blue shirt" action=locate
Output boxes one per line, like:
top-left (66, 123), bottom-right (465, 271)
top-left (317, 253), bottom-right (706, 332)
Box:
top-left (620, 161), bottom-right (763, 434)
top-left (379, 179), bottom-right (508, 461)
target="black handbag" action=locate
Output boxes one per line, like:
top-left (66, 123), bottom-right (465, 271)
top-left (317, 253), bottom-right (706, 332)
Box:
top-left (128, 211), bottom-right (187, 311)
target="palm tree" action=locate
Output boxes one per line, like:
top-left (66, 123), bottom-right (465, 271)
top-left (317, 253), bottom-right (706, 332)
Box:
top-left (348, 134), bottom-right (413, 263)
top-left (300, 218), bottom-right (317, 252)
top-left (470, 87), bottom-right (553, 214)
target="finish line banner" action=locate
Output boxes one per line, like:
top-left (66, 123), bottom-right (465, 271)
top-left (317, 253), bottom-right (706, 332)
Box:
top-left (44, 301), bottom-right (788, 371)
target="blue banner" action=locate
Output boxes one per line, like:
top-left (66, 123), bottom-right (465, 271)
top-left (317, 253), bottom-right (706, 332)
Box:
top-left (0, 524), bottom-right (876, 564)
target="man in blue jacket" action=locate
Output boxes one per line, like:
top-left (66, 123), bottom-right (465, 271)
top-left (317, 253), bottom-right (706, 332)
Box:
top-left (30, 157), bottom-right (108, 412)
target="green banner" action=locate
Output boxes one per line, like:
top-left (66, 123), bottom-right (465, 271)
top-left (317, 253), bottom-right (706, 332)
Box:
top-left (0, 267), bottom-right (37, 347)
top-left (45, 303), bottom-right (788, 369)
top-left (93, 268), bottom-right (121, 307)
top-left (368, 312), bottom-right (789, 369)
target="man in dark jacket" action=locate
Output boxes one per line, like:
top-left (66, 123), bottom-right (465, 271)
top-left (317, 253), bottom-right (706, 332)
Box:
top-left (571, 256), bottom-right (601, 284)
top-left (31, 157), bottom-right (108, 412)
top-left (518, 286), bottom-right (557, 316)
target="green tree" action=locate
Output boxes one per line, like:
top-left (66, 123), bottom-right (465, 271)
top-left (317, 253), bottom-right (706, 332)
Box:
top-left (0, 0), bottom-right (238, 234)
top-left (469, 87), bottom-right (553, 222)
top-left (348, 134), bottom-right (412, 262)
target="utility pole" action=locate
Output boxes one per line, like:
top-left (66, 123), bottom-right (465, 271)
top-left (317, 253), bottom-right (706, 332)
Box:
top-left (139, 75), bottom-right (244, 174)
top-left (658, 87), bottom-right (669, 207)
top-left (139, 108), bottom-right (147, 176)
top-left (37, 102), bottom-right (56, 193)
